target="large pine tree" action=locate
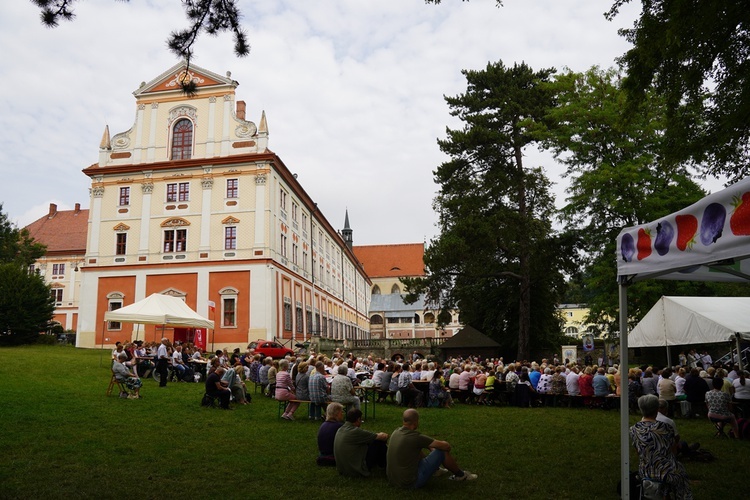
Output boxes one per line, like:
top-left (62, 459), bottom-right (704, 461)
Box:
top-left (404, 61), bottom-right (577, 361)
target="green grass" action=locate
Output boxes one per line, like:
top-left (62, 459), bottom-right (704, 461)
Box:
top-left (0, 345), bottom-right (747, 499)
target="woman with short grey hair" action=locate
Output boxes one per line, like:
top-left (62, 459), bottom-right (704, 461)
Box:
top-left (630, 395), bottom-right (692, 499)
top-left (331, 363), bottom-right (360, 410)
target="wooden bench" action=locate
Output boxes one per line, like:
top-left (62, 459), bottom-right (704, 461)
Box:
top-left (278, 399), bottom-right (314, 419)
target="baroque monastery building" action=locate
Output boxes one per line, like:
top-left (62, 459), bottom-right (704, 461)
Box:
top-left (75, 62), bottom-right (370, 348)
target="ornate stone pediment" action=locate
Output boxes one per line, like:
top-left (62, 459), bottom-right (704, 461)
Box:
top-left (160, 217), bottom-right (190, 228)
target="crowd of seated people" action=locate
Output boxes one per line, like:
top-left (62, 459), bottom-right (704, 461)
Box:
top-left (108, 337), bottom-right (749, 433)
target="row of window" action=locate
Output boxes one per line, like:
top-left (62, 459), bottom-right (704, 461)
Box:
top-left (281, 301), bottom-right (356, 338)
top-left (112, 227), bottom-right (235, 256)
top-left (119, 178), bottom-right (240, 206)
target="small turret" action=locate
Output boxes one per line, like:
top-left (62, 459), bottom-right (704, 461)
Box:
top-left (342, 209), bottom-right (353, 250)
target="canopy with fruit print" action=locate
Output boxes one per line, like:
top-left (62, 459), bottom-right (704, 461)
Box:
top-left (616, 176), bottom-right (750, 498)
top-left (617, 176), bottom-right (750, 283)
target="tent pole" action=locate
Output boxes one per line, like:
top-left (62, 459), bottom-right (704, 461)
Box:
top-left (619, 282), bottom-right (630, 499)
top-left (737, 333), bottom-right (744, 372)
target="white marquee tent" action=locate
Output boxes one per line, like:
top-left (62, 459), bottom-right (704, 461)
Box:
top-left (630, 296), bottom-right (750, 348)
top-left (104, 293), bottom-right (214, 330)
top-left (615, 176), bottom-right (750, 498)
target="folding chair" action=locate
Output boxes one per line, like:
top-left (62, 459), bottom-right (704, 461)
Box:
top-left (709, 416), bottom-right (728, 438)
top-left (106, 371), bottom-right (128, 397)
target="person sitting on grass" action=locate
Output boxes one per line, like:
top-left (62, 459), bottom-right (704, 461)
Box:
top-left (317, 402), bottom-right (344, 466)
top-left (205, 366), bottom-right (232, 410)
top-left (387, 409), bottom-right (477, 488)
top-left (113, 353), bottom-right (142, 399)
top-left (334, 408), bottom-right (388, 477)
top-left (630, 395), bottom-right (692, 499)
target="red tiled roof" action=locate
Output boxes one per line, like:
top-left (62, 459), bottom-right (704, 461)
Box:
top-left (24, 205), bottom-right (88, 254)
top-left (352, 243), bottom-right (424, 278)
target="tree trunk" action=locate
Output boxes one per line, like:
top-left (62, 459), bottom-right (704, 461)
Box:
top-left (514, 142), bottom-right (531, 361)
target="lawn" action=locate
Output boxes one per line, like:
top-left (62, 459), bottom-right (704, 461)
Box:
top-left (0, 345), bottom-right (746, 499)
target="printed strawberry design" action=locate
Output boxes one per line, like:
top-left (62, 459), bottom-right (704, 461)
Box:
top-left (730, 192), bottom-right (750, 235)
top-left (675, 214), bottom-right (698, 251)
top-left (637, 228), bottom-right (652, 260)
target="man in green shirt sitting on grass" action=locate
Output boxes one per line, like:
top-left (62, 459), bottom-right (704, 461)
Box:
top-left (386, 408), bottom-right (477, 488)
top-left (333, 408), bottom-right (388, 477)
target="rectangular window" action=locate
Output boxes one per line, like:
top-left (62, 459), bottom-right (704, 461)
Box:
top-left (164, 229), bottom-right (187, 253)
top-left (279, 188), bottom-right (287, 211)
top-left (292, 243), bottom-right (298, 265)
top-left (108, 301), bottom-right (122, 330)
top-left (223, 298), bottom-right (236, 327)
top-left (296, 305), bottom-right (303, 333)
top-left (166, 183), bottom-right (177, 202)
top-left (283, 302), bottom-right (292, 331)
top-left (302, 251), bottom-right (308, 272)
top-left (178, 182), bottom-right (189, 201)
top-left (52, 263), bottom-right (65, 276)
top-left (322, 315), bottom-right (327, 335)
top-left (280, 234), bottom-right (287, 258)
top-left (226, 178), bottom-right (238, 198)
top-left (306, 310), bottom-right (313, 335)
top-left (292, 202), bottom-right (298, 222)
top-left (51, 288), bottom-right (63, 303)
top-left (225, 227), bottom-right (237, 250)
top-left (116, 233), bottom-right (127, 255)
top-left (119, 187), bottom-right (130, 206)
top-left (166, 182), bottom-right (190, 202)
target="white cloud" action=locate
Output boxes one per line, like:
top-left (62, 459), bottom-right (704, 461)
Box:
top-left (1, 0), bottom-right (647, 243)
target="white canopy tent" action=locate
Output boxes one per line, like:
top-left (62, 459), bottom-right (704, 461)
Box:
top-left (630, 296), bottom-right (750, 349)
top-left (615, 176), bottom-right (750, 498)
top-left (104, 293), bottom-right (214, 332)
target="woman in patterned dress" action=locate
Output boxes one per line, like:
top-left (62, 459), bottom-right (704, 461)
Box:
top-left (706, 376), bottom-right (739, 437)
top-left (630, 394), bottom-right (692, 500)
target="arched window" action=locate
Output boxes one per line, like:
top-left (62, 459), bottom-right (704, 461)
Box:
top-left (565, 326), bottom-right (579, 335)
top-left (171, 118), bottom-right (193, 160)
top-left (424, 312), bottom-right (435, 324)
top-left (372, 285), bottom-right (381, 295)
top-left (391, 284), bottom-right (400, 294)
top-left (370, 314), bottom-right (383, 325)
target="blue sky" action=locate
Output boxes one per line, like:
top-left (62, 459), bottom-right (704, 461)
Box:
top-left (0, 0), bottom-right (656, 245)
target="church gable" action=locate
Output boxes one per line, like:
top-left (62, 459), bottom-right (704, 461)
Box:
top-left (135, 62), bottom-right (237, 96)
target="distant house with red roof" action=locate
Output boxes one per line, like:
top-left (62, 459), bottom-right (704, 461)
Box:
top-left (353, 243), bottom-right (460, 339)
top-left (24, 203), bottom-right (88, 331)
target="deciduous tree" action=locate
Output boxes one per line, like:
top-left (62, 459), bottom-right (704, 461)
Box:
top-left (0, 205), bottom-right (54, 345)
top-left (543, 67), bottom-right (720, 331)
top-left (608, 0), bottom-right (750, 181)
